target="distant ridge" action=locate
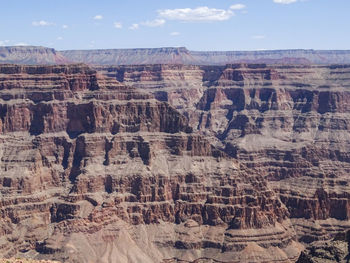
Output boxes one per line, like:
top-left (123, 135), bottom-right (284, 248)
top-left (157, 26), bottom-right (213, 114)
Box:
top-left (61, 47), bottom-right (195, 65)
top-left (1, 45), bottom-right (350, 65)
top-left (0, 46), bottom-right (69, 65)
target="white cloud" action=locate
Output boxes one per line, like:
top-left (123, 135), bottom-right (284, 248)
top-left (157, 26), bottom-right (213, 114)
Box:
top-left (129, 23), bottom-right (139, 30)
top-left (57, 36), bottom-right (63, 40)
top-left (15, 42), bottom-right (29, 46)
top-left (252, 35), bottom-right (266, 39)
top-left (32, 20), bottom-right (54, 26)
top-left (170, 32), bottom-right (180, 36)
top-left (141, 19), bottom-right (166, 27)
top-left (0, 40), bottom-right (10, 46)
top-left (273, 0), bottom-right (298, 4)
top-left (230, 4), bottom-right (246, 10)
top-left (158, 6), bottom-right (234, 22)
top-left (62, 25), bottom-right (68, 29)
top-left (114, 22), bottom-right (123, 29)
top-left (93, 15), bottom-right (103, 20)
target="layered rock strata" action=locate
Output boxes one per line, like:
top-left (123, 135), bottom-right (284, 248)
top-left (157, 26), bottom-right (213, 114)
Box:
top-left (103, 64), bottom-right (350, 244)
top-left (0, 64), bottom-right (300, 262)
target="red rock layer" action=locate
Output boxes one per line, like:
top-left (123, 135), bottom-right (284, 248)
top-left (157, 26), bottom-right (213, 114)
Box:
top-left (0, 64), bottom-right (300, 262)
top-left (104, 64), bottom-right (350, 243)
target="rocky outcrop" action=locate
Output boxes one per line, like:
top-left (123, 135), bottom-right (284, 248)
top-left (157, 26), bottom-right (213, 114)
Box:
top-left (103, 64), bottom-right (350, 244)
top-left (0, 64), bottom-right (300, 262)
top-left (297, 231), bottom-right (350, 263)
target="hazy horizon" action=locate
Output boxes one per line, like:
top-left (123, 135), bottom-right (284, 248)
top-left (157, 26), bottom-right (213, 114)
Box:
top-left (2, 45), bottom-right (350, 52)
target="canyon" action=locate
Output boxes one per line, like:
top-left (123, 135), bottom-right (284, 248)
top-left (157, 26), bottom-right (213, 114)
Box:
top-left (0, 46), bottom-right (350, 262)
top-left (105, 64), bottom-right (350, 241)
top-left (0, 64), bottom-right (301, 262)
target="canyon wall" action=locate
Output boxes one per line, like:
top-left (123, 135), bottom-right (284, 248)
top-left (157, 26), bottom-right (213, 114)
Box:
top-left (2, 61), bottom-right (350, 262)
top-left (0, 64), bottom-right (301, 262)
top-left (103, 64), bottom-right (350, 244)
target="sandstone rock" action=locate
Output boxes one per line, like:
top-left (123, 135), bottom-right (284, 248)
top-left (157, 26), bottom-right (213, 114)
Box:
top-left (0, 64), bottom-right (300, 262)
top-left (103, 63), bottom-right (350, 245)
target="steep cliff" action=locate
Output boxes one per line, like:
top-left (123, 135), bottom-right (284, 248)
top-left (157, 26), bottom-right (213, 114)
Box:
top-left (0, 64), bottom-right (301, 262)
top-left (104, 64), bottom-right (350, 245)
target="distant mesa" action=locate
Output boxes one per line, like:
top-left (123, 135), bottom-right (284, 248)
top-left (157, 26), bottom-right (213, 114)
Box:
top-left (1, 45), bottom-right (350, 65)
top-left (0, 46), bottom-right (69, 65)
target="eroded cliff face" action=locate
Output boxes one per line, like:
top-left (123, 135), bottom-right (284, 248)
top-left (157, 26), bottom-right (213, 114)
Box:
top-left (103, 64), bottom-right (350, 244)
top-left (0, 64), bottom-right (301, 263)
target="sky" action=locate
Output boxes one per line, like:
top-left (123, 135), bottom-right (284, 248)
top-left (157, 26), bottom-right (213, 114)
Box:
top-left (0, 0), bottom-right (349, 51)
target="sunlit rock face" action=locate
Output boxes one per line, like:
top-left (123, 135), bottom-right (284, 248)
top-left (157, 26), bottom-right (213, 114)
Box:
top-left (105, 63), bottom-right (350, 244)
top-left (0, 64), bottom-right (301, 263)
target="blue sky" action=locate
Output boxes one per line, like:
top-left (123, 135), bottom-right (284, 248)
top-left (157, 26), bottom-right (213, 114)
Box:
top-left (0, 0), bottom-right (349, 50)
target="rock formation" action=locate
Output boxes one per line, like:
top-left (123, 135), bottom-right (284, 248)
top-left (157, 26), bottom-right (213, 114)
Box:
top-left (103, 64), bottom-right (350, 246)
top-left (297, 231), bottom-right (350, 263)
top-left (0, 64), bottom-right (301, 262)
